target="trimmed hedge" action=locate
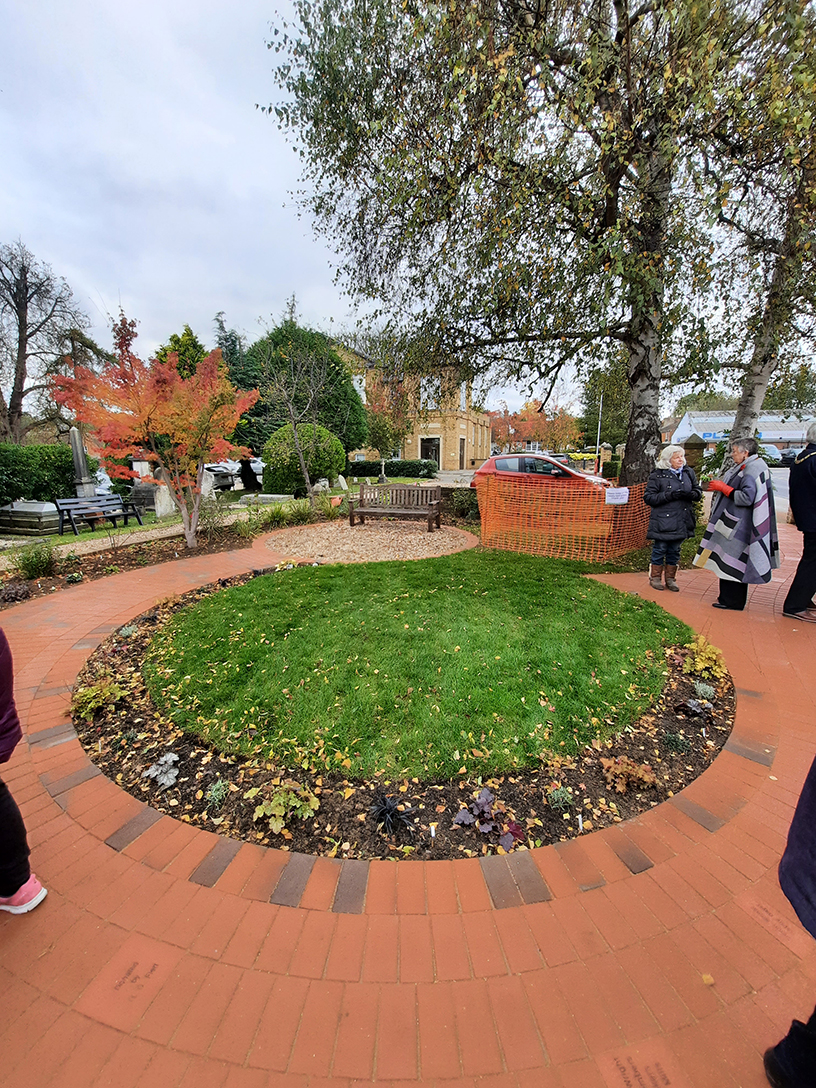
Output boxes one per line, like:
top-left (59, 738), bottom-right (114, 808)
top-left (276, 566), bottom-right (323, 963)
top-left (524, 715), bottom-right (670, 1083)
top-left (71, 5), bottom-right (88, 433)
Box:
top-left (345, 458), bottom-right (438, 479)
top-left (601, 460), bottom-right (621, 479)
top-left (0, 444), bottom-right (98, 507)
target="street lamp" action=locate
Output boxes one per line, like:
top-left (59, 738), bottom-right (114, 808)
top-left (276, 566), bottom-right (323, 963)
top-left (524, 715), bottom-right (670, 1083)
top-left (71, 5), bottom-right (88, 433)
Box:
top-left (595, 390), bottom-right (604, 475)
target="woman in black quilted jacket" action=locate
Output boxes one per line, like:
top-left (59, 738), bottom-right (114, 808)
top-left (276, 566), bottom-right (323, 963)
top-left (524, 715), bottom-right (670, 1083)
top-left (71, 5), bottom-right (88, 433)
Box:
top-left (643, 445), bottom-right (702, 592)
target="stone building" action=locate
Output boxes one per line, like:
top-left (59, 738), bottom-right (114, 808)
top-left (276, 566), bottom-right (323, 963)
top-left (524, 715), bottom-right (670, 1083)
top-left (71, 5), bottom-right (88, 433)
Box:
top-left (338, 347), bottom-right (492, 471)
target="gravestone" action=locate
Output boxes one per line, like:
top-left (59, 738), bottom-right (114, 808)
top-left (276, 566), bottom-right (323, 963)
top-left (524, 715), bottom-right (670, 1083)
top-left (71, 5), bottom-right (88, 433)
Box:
top-left (154, 484), bottom-right (176, 519)
top-left (201, 470), bottom-right (216, 499)
top-left (682, 434), bottom-right (706, 472)
top-left (70, 427), bottom-right (97, 499)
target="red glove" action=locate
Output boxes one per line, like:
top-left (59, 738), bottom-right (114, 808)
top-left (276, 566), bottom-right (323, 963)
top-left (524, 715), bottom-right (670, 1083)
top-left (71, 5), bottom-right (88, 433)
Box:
top-left (708, 479), bottom-right (734, 496)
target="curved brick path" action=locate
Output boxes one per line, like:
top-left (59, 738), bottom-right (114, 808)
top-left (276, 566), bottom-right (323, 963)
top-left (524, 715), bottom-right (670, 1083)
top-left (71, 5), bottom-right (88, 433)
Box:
top-left (1, 524), bottom-right (814, 1088)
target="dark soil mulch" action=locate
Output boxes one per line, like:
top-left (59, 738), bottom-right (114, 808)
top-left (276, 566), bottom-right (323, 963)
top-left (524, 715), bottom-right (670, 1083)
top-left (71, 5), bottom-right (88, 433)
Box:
top-left (72, 573), bottom-right (735, 861)
top-left (0, 528), bottom-right (253, 609)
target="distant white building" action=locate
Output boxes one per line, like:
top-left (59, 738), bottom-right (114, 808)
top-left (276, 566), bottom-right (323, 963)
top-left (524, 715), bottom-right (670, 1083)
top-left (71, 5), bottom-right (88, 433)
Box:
top-left (670, 411), bottom-right (811, 449)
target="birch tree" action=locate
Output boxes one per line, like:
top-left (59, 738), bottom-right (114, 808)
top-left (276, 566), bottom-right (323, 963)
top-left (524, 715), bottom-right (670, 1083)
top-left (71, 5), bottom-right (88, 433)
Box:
top-left (266, 0), bottom-right (773, 481)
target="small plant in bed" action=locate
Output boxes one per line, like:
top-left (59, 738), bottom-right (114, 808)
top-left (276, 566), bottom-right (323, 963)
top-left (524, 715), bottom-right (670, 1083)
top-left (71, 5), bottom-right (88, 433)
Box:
top-left (370, 793), bottom-right (416, 837)
top-left (10, 539), bottom-right (59, 580)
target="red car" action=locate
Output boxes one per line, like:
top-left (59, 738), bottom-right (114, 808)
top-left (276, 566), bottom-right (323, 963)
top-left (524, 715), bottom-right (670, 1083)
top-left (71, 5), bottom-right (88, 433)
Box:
top-left (470, 453), bottom-right (608, 488)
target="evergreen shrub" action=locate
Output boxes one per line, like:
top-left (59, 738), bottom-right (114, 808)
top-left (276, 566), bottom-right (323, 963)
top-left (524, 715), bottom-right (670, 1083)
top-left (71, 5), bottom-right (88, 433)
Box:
top-left (0, 444), bottom-right (98, 506)
top-left (262, 424), bottom-right (345, 497)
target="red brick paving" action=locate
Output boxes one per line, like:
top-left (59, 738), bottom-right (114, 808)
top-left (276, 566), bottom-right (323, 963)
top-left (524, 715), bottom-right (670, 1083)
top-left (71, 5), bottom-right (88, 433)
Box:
top-left (0, 525), bottom-right (814, 1087)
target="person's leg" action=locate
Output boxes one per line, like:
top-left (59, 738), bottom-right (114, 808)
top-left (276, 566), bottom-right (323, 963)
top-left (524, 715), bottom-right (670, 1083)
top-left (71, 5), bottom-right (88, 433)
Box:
top-left (0, 777), bottom-right (31, 897)
top-left (783, 532), bottom-right (816, 615)
top-left (649, 541), bottom-right (666, 590)
top-left (765, 1003), bottom-right (816, 1085)
top-left (664, 540), bottom-right (682, 591)
top-left (716, 579), bottom-right (748, 609)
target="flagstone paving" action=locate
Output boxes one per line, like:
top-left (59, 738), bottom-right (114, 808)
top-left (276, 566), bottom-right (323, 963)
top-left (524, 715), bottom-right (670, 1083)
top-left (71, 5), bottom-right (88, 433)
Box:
top-left (1, 523), bottom-right (814, 1088)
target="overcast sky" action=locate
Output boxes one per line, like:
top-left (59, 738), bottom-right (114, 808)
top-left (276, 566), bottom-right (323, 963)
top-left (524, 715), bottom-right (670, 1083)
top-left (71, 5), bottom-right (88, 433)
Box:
top-left (0, 1), bottom-right (555, 412)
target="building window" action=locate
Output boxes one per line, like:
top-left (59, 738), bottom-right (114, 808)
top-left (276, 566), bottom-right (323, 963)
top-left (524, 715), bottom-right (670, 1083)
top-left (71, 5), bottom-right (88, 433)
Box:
top-left (352, 374), bottom-right (366, 403)
top-left (420, 376), bottom-right (440, 409)
top-left (460, 381), bottom-right (467, 412)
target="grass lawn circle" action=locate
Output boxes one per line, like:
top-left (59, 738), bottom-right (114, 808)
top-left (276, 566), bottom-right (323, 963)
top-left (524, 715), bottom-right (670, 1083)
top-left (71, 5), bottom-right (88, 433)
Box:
top-left (73, 549), bottom-right (735, 860)
top-left (143, 550), bottom-right (692, 778)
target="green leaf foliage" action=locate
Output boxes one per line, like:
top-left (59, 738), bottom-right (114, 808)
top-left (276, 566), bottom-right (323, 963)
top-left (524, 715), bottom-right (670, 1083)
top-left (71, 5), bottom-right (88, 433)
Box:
top-left (9, 538), bottom-right (59, 580)
top-left (266, 0), bottom-right (814, 484)
top-left (155, 325), bottom-right (208, 379)
top-left (262, 423), bottom-right (346, 496)
top-left (230, 320), bottom-right (367, 454)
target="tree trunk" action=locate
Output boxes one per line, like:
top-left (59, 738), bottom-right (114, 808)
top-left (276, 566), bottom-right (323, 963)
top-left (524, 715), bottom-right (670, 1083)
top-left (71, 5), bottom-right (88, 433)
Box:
top-left (729, 171), bottom-right (807, 444)
top-left (160, 461), bottom-right (200, 549)
top-left (621, 328), bottom-right (662, 485)
top-left (729, 307), bottom-right (781, 447)
top-left (285, 411), bottom-right (314, 502)
top-left (620, 147), bottom-right (671, 486)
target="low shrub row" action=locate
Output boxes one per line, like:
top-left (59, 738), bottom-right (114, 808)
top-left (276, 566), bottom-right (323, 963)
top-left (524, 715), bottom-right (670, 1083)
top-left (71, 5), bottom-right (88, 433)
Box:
top-left (235, 493), bottom-right (347, 538)
top-left (346, 458), bottom-right (438, 479)
top-left (0, 444), bottom-right (98, 507)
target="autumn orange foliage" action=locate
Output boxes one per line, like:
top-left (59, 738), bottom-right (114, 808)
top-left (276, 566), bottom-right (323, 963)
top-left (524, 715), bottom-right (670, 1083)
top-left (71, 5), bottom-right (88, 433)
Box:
top-left (488, 401), bottom-right (582, 453)
top-left (52, 313), bottom-right (259, 548)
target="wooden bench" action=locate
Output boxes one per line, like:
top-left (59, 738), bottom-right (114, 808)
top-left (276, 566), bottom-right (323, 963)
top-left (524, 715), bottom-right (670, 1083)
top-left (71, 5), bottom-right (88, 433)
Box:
top-left (348, 483), bottom-right (442, 532)
top-left (55, 495), bottom-right (144, 536)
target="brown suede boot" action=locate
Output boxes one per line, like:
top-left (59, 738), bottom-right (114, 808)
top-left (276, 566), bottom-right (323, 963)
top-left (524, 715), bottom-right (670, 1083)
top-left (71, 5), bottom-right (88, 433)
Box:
top-left (649, 564), bottom-right (665, 590)
top-left (664, 565), bottom-right (679, 592)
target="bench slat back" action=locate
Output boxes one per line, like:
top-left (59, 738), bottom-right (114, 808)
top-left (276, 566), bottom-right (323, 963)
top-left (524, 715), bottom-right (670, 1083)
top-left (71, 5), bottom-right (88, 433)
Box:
top-left (55, 496), bottom-right (125, 511)
top-left (358, 484), bottom-right (440, 508)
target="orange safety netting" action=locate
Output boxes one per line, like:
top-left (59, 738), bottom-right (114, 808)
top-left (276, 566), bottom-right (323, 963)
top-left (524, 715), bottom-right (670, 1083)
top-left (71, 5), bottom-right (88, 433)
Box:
top-left (474, 477), bottom-right (649, 562)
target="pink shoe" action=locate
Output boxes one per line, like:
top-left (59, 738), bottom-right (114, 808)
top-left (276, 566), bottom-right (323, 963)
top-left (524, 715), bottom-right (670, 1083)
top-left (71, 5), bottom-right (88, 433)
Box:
top-left (0, 875), bottom-right (47, 914)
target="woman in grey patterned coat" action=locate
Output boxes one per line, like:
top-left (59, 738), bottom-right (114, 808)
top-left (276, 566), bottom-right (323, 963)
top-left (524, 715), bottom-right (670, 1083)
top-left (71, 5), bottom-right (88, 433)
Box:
top-left (693, 436), bottom-right (779, 610)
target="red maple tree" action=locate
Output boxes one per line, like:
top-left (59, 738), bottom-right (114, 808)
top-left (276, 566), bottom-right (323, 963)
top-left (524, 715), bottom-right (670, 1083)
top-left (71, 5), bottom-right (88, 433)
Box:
top-left (53, 312), bottom-right (259, 549)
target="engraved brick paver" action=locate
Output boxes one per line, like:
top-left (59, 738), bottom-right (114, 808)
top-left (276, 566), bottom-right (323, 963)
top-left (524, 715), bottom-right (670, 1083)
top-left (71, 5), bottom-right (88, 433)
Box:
top-left (2, 524), bottom-right (816, 1087)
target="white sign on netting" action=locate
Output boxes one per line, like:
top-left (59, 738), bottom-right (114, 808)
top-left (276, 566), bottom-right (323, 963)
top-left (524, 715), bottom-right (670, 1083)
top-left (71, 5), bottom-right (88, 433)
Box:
top-left (604, 487), bottom-right (630, 505)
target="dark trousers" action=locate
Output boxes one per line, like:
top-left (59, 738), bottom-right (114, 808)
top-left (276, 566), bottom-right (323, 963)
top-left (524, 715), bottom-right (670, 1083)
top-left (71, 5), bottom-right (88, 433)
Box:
top-left (784, 531), bottom-right (816, 614)
top-left (718, 579), bottom-right (749, 610)
top-left (0, 777), bottom-right (31, 897)
top-left (772, 1004), bottom-right (816, 1083)
top-left (650, 539), bottom-right (682, 566)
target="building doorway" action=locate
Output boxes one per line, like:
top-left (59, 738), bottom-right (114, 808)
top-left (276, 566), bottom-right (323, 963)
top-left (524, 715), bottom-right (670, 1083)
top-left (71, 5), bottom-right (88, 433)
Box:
top-left (459, 438), bottom-right (466, 469)
top-left (420, 438), bottom-right (440, 467)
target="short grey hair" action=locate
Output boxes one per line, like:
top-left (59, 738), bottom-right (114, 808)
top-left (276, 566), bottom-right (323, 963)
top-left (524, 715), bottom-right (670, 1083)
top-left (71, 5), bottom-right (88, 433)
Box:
top-left (656, 444), bottom-right (686, 468)
top-left (731, 436), bottom-right (759, 456)
top-left (806, 420), bottom-right (816, 443)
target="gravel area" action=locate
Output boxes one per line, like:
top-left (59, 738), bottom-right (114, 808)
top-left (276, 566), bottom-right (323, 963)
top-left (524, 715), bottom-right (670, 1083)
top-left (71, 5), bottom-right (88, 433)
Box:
top-left (264, 520), bottom-right (479, 564)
